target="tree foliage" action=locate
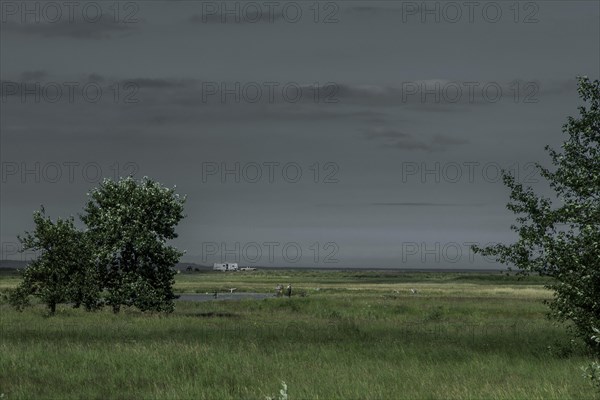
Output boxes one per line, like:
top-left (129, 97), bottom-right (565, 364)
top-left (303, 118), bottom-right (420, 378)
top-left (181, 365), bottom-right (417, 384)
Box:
top-left (10, 177), bottom-right (186, 314)
top-left (473, 77), bottom-right (600, 354)
top-left (81, 177), bottom-right (186, 313)
top-left (9, 207), bottom-right (100, 313)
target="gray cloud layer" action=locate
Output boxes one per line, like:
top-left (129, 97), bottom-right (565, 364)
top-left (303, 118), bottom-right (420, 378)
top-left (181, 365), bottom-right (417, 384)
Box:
top-left (1, 1), bottom-right (598, 267)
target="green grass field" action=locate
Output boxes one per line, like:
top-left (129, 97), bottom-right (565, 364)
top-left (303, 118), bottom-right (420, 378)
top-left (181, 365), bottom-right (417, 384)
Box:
top-left (0, 269), bottom-right (595, 399)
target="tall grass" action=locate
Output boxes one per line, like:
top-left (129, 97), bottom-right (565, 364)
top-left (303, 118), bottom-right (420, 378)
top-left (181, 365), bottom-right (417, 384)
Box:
top-left (0, 270), bottom-right (593, 399)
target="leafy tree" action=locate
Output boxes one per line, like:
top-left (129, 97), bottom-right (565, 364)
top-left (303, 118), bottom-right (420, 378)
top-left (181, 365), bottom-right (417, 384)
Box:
top-left (81, 177), bottom-right (186, 313)
top-left (9, 207), bottom-right (100, 314)
top-left (473, 77), bottom-right (599, 354)
top-left (582, 327), bottom-right (600, 391)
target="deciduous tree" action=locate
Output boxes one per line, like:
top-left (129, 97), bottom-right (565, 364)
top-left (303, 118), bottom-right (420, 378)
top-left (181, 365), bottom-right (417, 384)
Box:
top-left (9, 207), bottom-right (99, 313)
top-left (81, 177), bottom-right (186, 312)
top-left (473, 77), bottom-right (600, 354)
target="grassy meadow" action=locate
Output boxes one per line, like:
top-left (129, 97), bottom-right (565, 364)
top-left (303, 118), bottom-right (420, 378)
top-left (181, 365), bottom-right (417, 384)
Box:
top-left (0, 269), bottom-right (596, 399)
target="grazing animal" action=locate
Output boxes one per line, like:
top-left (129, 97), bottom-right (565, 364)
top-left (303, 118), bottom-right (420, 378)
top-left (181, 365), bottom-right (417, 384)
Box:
top-left (410, 288), bottom-right (418, 294)
top-left (229, 288), bottom-right (237, 293)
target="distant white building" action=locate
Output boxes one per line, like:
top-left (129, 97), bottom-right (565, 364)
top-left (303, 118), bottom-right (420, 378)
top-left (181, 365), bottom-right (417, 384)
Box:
top-left (213, 262), bottom-right (238, 271)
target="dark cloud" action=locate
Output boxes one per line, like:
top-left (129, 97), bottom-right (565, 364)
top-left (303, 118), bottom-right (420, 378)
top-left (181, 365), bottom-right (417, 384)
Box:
top-left (431, 134), bottom-right (469, 146)
top-left (345, 6), bottom-right (381, 14)
top-left (134, 104), bottom-right (386, 125)
top-left (20, 71), bottom-right (48, 81)
top-left (315, 202), bottom-right (486, 208)
top-left (98, 78), bottom-right (481, 113)
top-left (344, 5), bottom-right (408, 17)
top-left (0, 75), bottom-right (391, 127)
top-left (67, 77), bottom-right (481, 109)
top-left (125, 78), bottom-right (189, 89)
top-left (0, 73), bottom-right (580, 131)
top-left (370, 202), bottom-right (485, 207)
top-left (539, 78), bottom-right (579, 97)
top-left (362, 127), bottom-right (468, 152)
top-left (1, 20), bottom-right (139, 39)
top-left (362, 127), bottom-right (413, 140)
top-left (7, 76), bottom-right (564, 113)
top-left (88, 73), bottom-right (105, 83)
top-left (334, 82), bottom-right (482, 110)
top-left (189, 11), bottom-right (284, 24)
top-left (335, 80), bottom-right (577, 109)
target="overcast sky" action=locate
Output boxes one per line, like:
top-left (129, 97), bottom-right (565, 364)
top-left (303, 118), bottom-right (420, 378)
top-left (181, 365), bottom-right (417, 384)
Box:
top-left (1, 0), bottom-right (599, 268)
